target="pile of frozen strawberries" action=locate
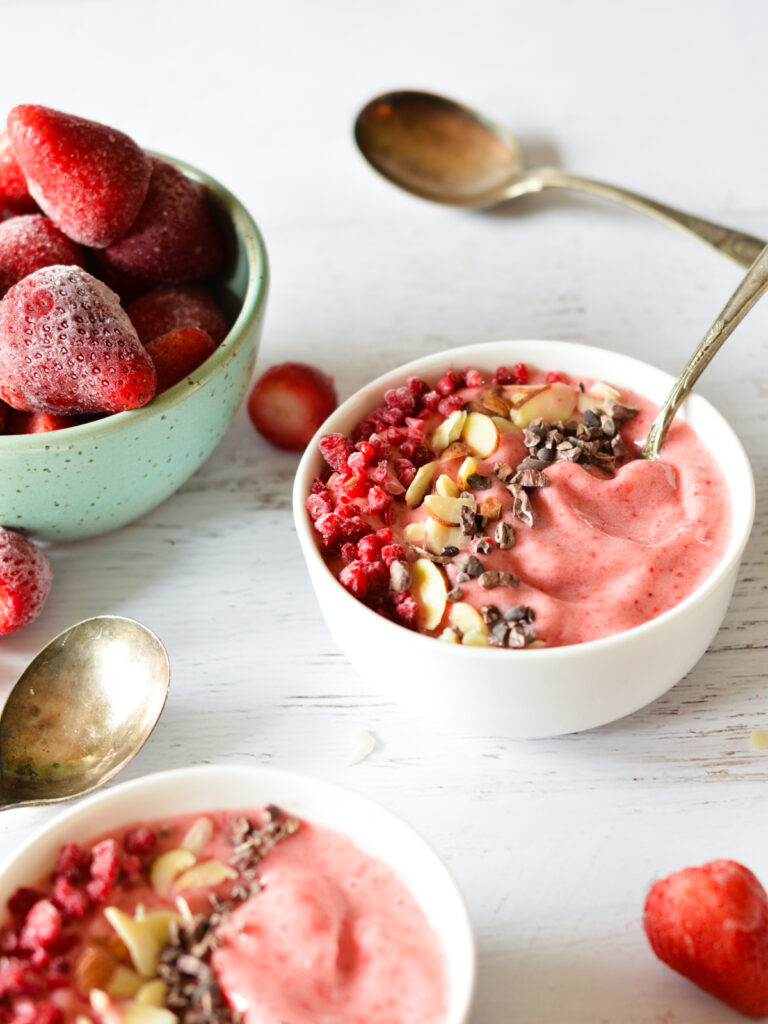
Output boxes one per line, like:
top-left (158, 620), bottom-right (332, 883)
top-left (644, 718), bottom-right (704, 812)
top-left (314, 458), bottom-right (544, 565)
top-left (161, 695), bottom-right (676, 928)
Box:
top-left (0, 104), bottom-right (235, 636)
top-left (0, 104), bottom-right (231, 433)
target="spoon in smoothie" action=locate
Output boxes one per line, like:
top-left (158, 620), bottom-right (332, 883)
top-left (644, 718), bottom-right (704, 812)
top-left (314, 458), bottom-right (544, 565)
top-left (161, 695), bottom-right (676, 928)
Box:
top-left (643, 241), bottom-right (768, 457)
top-left (355, 89), bottom-right (765, 268)
top-left (0, 616), bottom-right (169, 810)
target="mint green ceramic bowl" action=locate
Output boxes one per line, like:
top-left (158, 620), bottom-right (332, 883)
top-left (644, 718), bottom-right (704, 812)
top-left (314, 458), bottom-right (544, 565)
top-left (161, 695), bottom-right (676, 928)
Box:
top-left (0, 155), bottom-right (268, 541)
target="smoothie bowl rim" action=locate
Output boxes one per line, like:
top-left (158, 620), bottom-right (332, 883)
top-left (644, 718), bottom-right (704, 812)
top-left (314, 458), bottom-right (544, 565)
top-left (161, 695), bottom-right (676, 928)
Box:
top-left (293, 337), bottom-right (755, 662)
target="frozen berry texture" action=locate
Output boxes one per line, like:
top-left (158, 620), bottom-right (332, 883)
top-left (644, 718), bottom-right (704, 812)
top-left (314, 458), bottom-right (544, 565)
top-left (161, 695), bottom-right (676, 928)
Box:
top-left (0, 133), bottom-right (36, 218)
top-left (248, 362), bottom-right (338, 451)
top-left (644, 859), bottom-right (768, 1018)
top-left (126, 284), bottom-right (228, 345)
top-left (0, 527), bottom-right (52, 635)
top-left (6, 105), bottom-right (152, 248)
top-left (97, 158), bottom-right (227, 290)
top-left (146, 326), bottom-right (216, 394)
top-left (0, 265), bottom-right (156, 414)
top-left (0, 214), bottom-right (85, 297)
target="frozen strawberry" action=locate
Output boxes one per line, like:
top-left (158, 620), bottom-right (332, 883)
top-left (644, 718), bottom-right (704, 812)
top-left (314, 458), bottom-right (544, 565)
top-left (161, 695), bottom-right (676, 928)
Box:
top-left (6, 105), bottom-right (151, 247)
top-left (96, 158), bottom-right (227, 289)
top-left (644, 859), bottom-right (768, 1018)
top-left (4, 410), bottom-right (83, 434)
top-left (125, 284), bottom-right (228, 345)
top-left (0, 528), bottom-right (52, 635)
top-left (0, 265), bottom-right (156, 414)
top-left (0, 133), bottom-right (36, 218)
top-left (248, 362), bottom-right (337, 451)
top-left (0, 215), bottom-right (85, 297)
top-left (145, 326), bottom-right (215, 393)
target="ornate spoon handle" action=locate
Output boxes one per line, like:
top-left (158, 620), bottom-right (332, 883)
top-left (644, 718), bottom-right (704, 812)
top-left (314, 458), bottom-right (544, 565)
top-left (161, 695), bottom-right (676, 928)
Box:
top-left (642, 242), bottom-right (768, 459)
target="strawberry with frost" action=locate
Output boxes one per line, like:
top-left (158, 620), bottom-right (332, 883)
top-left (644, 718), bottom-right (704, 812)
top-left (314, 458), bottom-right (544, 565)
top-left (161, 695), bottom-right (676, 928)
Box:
top-left (0, 528), bottom-right (52, 636)
top-left (6, 105), bottom-right (151, 247)
top-left (0, 214), bottom-right (85, 297)
top-left (644, 858), bottom-right (768, 1018)
top-left (0, 265), bottom-right (156, 414)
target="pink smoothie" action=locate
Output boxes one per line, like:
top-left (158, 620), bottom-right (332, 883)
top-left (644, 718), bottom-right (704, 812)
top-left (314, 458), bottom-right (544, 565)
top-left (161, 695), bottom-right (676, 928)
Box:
top-left (309, 365), bottom-right (731, 648)
top-left (212, 822), bottom-right (447, 1024)
top-left (0, 808), bottom-right (448, 1024)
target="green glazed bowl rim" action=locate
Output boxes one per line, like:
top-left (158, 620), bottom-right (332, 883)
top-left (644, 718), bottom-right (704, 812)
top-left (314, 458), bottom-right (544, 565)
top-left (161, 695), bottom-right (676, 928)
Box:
top-left (0, 152), bottom-right (269, 452)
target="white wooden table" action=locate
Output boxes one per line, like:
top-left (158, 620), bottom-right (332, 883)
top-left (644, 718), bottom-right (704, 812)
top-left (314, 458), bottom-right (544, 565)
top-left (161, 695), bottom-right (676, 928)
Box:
top-left (1, 2), bottom-right (766, 1020)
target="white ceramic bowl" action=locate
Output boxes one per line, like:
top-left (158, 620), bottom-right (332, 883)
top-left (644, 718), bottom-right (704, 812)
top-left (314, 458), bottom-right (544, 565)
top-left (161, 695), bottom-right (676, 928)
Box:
top-left (293, 340), bottom-right (755, 738)
top-left (0, 764), bottom-right (476, 1024)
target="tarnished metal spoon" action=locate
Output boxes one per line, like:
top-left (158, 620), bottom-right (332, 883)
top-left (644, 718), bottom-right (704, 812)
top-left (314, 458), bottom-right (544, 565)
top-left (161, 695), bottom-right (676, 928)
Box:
top-left (355, 90), bottom-right (766, 268)
top-left (643, 242), bottom-right (768, 457)
top-left (0, 616), bottom-right (169, 810)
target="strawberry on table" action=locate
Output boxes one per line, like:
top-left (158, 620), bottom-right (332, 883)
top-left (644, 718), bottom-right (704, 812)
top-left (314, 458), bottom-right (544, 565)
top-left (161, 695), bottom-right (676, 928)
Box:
top-left (0, 132), bottom-right (36, 218)
top-left (248, 362), bottom-right (337, 451)
top-left (126, 284), bottom-right (228, 345)
top-left (644, 858), bottom-right (768, 1018)
top-left (0, 214), bottom-right (85, 297)
top-left (0, 265), bottom-right (156, 414)
top-left (96, 158), bottom-right (227, 290)
top-left (0, 527), bottom-right (52, 635)
top-left (145, 326), bottom-right (216, 394)
top-left (6, 105), bottom-right (152, 248)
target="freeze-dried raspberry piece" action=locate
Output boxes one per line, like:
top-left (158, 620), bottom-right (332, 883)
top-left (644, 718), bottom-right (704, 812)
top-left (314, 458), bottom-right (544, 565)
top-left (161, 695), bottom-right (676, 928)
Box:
top-left (96, 158), bottom-right (227, 288)
top-left (19, 901), bottom-right (61, 951)
top-left (0, 134), bottom-right (36, 219)
top-left (125, 284), bottom-right (228, 345)
top-left (123, 827), bottom-right (157, 856)
top-left (50, 877), bottom-right (88, 920)
top-left (6, 889), bottom-right (41, 923)
top-left (0, 528), bottom-right (51, 636)
top-left (7, 106), bottom-right (151, 247)
top-left (0, 265), bottom-right (156, 414)
top-left (145, 327), bottom-right (215, 394)
top-left (89, 839), bottom-right (119, 884)
top-left (318, 433), bottom-right (353, 471)
top-left (54, 843), bottom-right (89, 883)
top-left (0, 215), bottom-right (85, 297)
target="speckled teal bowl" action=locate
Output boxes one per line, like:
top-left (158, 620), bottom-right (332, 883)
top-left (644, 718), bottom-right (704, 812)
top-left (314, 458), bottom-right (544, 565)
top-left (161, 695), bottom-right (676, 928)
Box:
top-left (0, 156), bottom-right (268, 541)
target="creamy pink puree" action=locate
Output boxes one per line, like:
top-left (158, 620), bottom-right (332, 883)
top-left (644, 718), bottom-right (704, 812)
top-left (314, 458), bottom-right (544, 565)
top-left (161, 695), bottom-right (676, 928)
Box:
top-left (212, 822), bottom-right (447, 1024)
top-left (14, 810), bottom-right (447, 1024)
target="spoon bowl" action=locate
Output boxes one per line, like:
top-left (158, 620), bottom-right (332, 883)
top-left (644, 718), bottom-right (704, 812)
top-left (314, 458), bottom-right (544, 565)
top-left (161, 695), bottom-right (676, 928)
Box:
top-left (0, 616), bottom-right (169, 810)
top-left (355, 90), bottom-right (766, 267)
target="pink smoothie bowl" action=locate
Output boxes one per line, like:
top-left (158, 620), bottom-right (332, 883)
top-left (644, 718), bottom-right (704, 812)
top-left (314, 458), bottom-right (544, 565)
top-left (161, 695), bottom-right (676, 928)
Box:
top-left (0, 764), bottom-right (477, 1024)
top-left (293, 340), bottom-right (755, 738)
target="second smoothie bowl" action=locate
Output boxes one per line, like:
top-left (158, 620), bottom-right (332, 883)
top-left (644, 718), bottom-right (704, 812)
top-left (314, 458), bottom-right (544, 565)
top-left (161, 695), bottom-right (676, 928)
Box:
top-left (294, 340), bottom-right (754, 737)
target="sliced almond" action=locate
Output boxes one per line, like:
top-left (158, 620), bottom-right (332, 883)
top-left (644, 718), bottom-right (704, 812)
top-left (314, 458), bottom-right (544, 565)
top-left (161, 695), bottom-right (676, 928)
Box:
top-left (439, 440), bottom-right (473, 460)
top-left (149, 848), bottom-right (196, 897)
top-left (590, 381), bottom-right (621, 401)
top-left (435, 473), bottom-right (460, 498)
top-left (103, 908), bottom-right (161, 978)
top-left (404, 461), bottom-right (436, 508)
top-left (461, 412), bottom-right (499, 458)
top-left (479, 388), bottom-right (512, 417)
top-left (411, 558), bottom-right (448, 630)
top-left (478, 497), bottom-right (502, 520)
top-left (491, 415), bottom-right (519, 434)
top-left (180, 816), bottom-right (214, 856)
top-left (456, 456), bottom-right (478, 491)
top-left (423, 492), bottom-right (474, 526)
top-left (404, 522), bottom-right (425, 546)
top-left (106, 964), bottom-right (144, 998)
top-left (450, 602), bottom-right (487, 636)
top-left (138, 910), bottom-right (182, 947)
top-left (175, 859), bottom-right (238, 891)
top-left (511, 382), bottom-right (577, 428)
top-left (577, 381), bottom-right (621, 414)
top-left (438, 627), bottom-right (461, 643)
top-left (76, 943), bottom-right (117, 994)
top-left (424, 517), bottom-right (472, 554)
top-left (122, 1003), bottom-right (178, 1024)
top-left (506, 384), bottom-right (550, 408)
top-left (431, 409), bottom-right (467, 452)
top-left (462, 629), bottom-right (490, 646)
top-left (136, 979), bottom-right (168, 1007)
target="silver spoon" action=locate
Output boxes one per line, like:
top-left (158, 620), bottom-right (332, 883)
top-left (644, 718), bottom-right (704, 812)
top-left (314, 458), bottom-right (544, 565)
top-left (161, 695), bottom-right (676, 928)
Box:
top-left (0, 616), bottom-right (170, 810)
top-left (643, 242), bottom-right (768, 457)
top-left (355, 90), bottom-right (766, 268)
